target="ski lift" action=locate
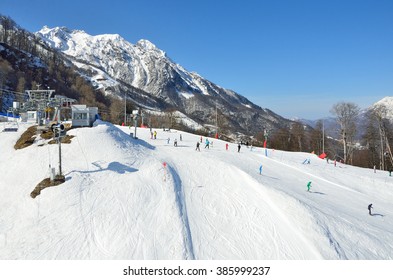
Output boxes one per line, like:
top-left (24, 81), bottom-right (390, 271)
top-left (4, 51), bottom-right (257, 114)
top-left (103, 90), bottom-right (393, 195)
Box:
top-left (2, 109), bottom-right (19, 132)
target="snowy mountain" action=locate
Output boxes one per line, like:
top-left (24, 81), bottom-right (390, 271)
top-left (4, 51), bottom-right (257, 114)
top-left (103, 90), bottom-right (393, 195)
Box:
top-left (369, 96), bottom-right (393, 120)
top-left (299, 96), bottom-right (393, 140)
top-left (36, 26), bottom-right (253, 107)
top-left (36, 26), bottom-right (294, 136)
top-left (1, 121), bottom-right (393, 260)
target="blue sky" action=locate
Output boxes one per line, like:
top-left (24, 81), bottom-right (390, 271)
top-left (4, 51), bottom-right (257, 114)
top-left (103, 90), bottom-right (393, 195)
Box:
top-left (1, 0), bottom-right (392, 119)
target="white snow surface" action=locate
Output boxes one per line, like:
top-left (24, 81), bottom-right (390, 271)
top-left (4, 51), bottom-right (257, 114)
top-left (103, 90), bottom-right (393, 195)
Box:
top-left (1, 121), bottom-right (393, 260)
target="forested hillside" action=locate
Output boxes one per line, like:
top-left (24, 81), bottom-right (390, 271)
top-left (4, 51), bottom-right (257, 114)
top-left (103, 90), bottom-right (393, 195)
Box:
top-left (0, 14), bottom-right (135, 123)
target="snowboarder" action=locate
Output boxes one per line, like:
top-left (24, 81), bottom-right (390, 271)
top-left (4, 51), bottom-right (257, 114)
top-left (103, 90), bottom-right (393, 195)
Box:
top-left (307, 181), bottom-right (312, 192)
top-left (368, 204), bottom-right (373, 215)
top-left (196, 141), bottom-right (200, 151)
top-left (174, 139), bottom-right (178, 147)
top-left (237, 143), bottom-right (241, 152)
top-left (259, 164), bottom-right (263, 175)
top-left (205, 138), bottom-right (210, 149)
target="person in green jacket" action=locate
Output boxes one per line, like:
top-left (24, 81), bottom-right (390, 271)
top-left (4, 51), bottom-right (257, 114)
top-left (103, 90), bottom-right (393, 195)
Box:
top-left (307, 181), bottom-right (312, 192)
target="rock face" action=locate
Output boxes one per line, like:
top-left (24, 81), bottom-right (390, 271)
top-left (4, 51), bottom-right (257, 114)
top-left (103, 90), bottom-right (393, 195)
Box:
top-left (36, 26), bottom-right (295, 137)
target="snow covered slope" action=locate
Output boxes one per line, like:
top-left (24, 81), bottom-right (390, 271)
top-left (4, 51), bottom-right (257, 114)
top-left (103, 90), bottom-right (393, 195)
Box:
top-left (1, 122), bottom-right (392, 260)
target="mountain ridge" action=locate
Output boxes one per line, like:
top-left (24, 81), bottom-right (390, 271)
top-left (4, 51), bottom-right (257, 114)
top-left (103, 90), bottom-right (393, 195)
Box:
top-left (36, 26), bottom-right (295, 137)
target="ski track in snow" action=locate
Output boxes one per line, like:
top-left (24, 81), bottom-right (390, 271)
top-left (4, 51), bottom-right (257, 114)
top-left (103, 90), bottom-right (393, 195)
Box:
top-left (235, 168), bottom-right (323, 259)
top-left (264, 155), bottom-right (363, 195)
top-left (166, 164), bottom-right (195, 260)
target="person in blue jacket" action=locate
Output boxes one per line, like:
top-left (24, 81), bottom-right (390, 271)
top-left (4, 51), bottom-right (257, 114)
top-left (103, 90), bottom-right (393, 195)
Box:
top-left (205, 138), bottom-right (210, 149)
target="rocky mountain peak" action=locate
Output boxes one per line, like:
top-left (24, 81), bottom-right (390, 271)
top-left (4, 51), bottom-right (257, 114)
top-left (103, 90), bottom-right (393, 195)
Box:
top-left (35, 26), bottom-right (295, 137)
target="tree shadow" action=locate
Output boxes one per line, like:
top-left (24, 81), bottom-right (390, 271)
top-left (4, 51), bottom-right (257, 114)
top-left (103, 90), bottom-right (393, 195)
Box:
top-left (67, 161), bottom-right (138, 176)
top-left (106, 161), bottom-right (138, 174)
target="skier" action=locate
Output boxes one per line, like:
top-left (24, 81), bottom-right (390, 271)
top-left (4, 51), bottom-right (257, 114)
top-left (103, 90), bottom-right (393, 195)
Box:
top-left (167, 137), bottom-right (170, 144)
top-left (237, 143), bottom-right (241, 152)
top-left (368, 204), bottom-right (373, 215)
top-left (259, 164), bottom-right (263, 175)
top-left (153, 130), bottom-right (157, 139)
top-left (200, 136), bottom-right (203, 143)
top-left (174, 139), bottom-right (178, 147)
top-left (196, 141), bottom-right (200, 151)
top-left (205, 138), bottom-right (210, 149)
top-left (307, 181), bottom-right (312, 192)
top-left (225, 143), bottom-right (229, 151)
top-left (180, 134), bottom-right (182, 141)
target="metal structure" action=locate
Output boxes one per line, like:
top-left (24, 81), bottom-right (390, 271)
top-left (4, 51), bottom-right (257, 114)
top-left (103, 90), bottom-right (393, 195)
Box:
top-left (23, 89), bottom-right (55, 124)
top-left (5, 89), bottom-right (77, 127)
top-left (132, 109), bottom-right (139, 139)
top-left (52, 123), bottom-right (66, 176)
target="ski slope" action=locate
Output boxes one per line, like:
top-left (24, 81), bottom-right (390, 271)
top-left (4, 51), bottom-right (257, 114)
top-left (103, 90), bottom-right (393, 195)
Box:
top-left (1, 121), bottom-right (392, 260)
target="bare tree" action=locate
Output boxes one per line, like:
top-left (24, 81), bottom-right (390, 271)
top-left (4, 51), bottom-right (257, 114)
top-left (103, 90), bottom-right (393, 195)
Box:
top-left (310, 120), bottom-right (324, 154)
top-left (371, 104), bottom-right (393, 170)
top-left (330, 102), bottom-right (360, 164)
top-left (290, 122), bottom-right (305, 151)
top-left (0, 15), bottom-right (15, 45)
top-left (109, 97), bottom-right (124, 125)
top-left (164, 108), bottom-right (177, 128)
